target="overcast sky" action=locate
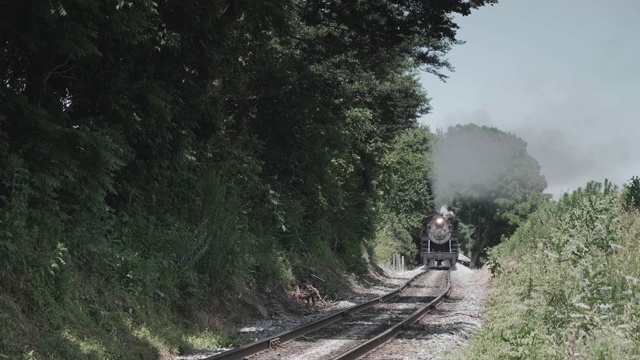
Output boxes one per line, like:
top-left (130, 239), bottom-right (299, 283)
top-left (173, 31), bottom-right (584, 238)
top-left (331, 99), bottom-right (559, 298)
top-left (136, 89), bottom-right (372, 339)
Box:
top-left (419, 0), bottom-right (640, 196)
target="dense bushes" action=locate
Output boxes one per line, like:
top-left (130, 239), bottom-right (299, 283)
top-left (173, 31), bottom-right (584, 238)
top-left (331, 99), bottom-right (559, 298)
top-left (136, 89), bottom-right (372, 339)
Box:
top-left (458, 179), bottom-right (640, 359)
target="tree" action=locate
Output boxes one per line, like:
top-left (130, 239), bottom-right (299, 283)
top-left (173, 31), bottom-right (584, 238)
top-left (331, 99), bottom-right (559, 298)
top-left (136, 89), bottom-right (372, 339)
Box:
top-left (374, 126), bottom-right (435, 263)
top-left (431, 124), bottom-right (547, 267)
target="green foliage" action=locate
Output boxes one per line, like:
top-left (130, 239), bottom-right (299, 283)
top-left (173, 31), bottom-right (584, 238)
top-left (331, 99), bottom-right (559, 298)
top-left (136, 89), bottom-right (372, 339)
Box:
top-left (190, 174), bottom-right (250, 288)
top-left (623, 176), bottom-right (640, 209)
top-left (457, 181), bottom-right (640, 359)
top-left (373, 220), bottom-right (417, 266)
top-left (374, 126), bottom-right (434, 265)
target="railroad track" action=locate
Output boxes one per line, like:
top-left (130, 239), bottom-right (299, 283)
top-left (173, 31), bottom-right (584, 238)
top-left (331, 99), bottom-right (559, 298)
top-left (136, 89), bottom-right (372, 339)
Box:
top-left (205, 269), bottom-right (451, 360)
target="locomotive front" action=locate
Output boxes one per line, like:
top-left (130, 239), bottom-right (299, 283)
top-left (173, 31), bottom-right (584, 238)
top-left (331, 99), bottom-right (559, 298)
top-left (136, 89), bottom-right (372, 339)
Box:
top-left (420, 213), bottom-right (459, 268)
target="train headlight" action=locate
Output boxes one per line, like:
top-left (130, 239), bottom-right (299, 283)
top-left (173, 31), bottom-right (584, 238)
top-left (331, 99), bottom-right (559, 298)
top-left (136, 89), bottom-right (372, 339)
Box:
top-left (435, 217), bottom-right (445, 226)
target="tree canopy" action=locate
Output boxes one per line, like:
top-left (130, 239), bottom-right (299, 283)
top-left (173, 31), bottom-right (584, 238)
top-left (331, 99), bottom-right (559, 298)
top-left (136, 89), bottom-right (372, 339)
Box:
top-left (374, 126), bottom-right (435, 264)
top-left (1, 0), bottom-right (497, 270)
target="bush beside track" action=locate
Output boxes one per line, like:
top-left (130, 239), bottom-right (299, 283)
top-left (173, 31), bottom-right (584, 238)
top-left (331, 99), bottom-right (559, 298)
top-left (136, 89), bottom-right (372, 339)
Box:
top-left (455, 180), bottom-right (640, 359)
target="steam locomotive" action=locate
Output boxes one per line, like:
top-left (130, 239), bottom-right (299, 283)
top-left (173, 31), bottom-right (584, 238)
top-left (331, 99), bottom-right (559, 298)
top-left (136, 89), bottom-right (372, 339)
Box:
top-left (420, 213), bottom-right (459, 268)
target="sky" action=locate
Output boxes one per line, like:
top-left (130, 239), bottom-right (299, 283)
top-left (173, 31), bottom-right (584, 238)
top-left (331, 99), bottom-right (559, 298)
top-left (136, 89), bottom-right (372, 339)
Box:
top-left (418, 0), bottom-right (640, 196)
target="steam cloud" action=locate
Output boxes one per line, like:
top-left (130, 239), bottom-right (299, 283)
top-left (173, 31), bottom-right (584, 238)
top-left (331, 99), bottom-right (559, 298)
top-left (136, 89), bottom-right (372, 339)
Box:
top-left (439, 205), bottom-right (455, 218)
top-left (430, 124), bottom-right (531, 208)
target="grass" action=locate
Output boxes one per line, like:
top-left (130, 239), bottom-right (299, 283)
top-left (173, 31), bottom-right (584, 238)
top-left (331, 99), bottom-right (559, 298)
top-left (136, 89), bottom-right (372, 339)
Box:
top-left (455, 183), bottom-right (640, 359)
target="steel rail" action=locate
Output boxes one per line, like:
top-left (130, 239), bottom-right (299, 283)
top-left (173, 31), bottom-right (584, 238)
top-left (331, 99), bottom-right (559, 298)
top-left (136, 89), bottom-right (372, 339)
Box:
top-left (330, 269), bottom-right (451, 360)
top-left (203, 270), bottom-right (427, 360)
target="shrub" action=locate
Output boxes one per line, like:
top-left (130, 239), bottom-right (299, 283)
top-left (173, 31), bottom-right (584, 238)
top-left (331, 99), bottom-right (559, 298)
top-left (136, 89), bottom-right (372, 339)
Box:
top-left (456, 181), bottom-right (640, 359)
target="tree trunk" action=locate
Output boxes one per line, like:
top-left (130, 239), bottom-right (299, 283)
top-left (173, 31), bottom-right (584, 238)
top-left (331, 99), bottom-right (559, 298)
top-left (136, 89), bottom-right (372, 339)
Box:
top-left (470, 230), bottom-right (489, 268)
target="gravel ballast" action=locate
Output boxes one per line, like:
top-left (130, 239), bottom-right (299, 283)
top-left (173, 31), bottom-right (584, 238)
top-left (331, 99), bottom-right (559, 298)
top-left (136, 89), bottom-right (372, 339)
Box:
top-left (363, 264), bottom-right (491, 359)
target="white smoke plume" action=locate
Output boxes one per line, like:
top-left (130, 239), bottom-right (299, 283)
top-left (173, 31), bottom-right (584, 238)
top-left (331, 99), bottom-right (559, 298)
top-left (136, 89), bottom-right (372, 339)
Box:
top-left (430, 124), bottom-right (539, 208)
top-left (439, 205), bottom-right (455, 218)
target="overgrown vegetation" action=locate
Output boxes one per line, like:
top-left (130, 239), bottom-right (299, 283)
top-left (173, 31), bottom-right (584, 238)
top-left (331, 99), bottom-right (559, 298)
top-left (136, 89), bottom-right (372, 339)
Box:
top-left (457, 178), bottom-right (640, 359)
top-left (0, 0), bottom-right (498, 358)
top-left (373, 126), bottom-right (435, 266)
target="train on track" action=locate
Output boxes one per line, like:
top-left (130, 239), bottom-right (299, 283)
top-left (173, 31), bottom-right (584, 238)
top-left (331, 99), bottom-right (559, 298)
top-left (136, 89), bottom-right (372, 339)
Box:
top-left (420, 212), bottom-right (459, 269)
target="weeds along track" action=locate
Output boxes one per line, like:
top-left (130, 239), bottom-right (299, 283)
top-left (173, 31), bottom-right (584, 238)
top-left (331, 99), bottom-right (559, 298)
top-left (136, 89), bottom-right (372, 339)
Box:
top-left (206, 269), bottom-right (451, 360)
